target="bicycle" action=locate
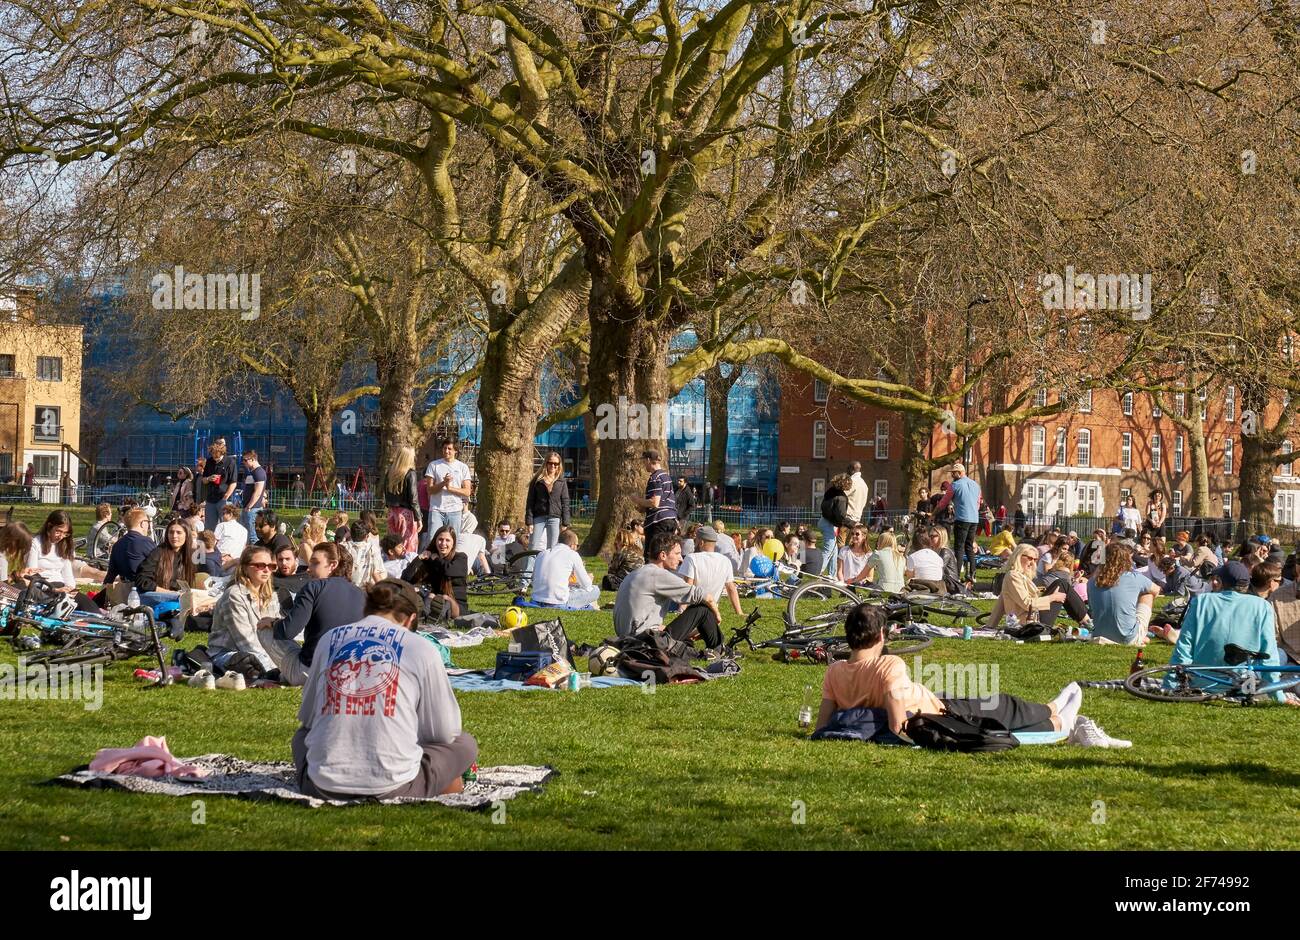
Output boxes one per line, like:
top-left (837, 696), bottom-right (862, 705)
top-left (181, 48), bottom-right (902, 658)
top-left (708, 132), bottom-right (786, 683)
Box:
top-left (726, 606), bottom-right (933, 664)
top-left (784, 576), bottom-right (979, 636)
top-left (1124, 643), bottom-right (1300, 704)
top-left (466, 550), bottom-right (541, 597)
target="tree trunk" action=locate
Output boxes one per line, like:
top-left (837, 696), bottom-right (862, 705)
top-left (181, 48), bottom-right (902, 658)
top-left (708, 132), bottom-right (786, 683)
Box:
top-left (375, 343), bottom-right (419, 485)
top-left (580, 293), bottom-right (671, 556)
top-left (1238, 434), bottom-right (1277, 536)
top-left (474, 330), bottom-right (542, 533)
top-left (299, 395), bottom-right (336, 485)
top-left (1186, 420), bottom-right (1210, 517)
top-left (705, 366), bottom-right (732, 501)
top-left (899, 411), bottom-right (933, 509)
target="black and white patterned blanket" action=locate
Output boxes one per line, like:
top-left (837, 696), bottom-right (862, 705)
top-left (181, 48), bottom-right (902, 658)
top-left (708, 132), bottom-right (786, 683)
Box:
top-left (53, 755), bottom-right (555, 810)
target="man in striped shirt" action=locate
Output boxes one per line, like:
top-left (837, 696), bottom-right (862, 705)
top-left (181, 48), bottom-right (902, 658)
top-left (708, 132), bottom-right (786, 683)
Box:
top-left (633, 450), bottom-right (677, 561)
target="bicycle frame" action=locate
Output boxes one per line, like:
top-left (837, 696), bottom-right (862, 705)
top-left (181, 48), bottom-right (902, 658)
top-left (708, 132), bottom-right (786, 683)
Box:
top-left (1163, 661), bottom-right (1300, 699)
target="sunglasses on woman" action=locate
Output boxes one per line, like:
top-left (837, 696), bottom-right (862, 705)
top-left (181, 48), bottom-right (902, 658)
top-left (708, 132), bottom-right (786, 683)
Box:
top-left (247, 561), bottom-right (275, 571)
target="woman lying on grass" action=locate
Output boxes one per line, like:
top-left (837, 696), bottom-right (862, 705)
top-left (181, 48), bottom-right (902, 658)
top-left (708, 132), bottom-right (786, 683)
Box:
top-left (815, 604), bottom-right (1130, 748)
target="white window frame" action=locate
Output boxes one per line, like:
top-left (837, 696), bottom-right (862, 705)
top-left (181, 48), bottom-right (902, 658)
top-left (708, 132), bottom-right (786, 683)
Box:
top-left (35, 356), bottom-right (62, 382)
top-left (1284, 440), bottom-right (1294, 477)
top-left (1222, 492), bottom-right (1233, 518)
top-left (812, 420), bottom-right (827, 459)
top-left (1224, 436), bottom-right (1234, 475)
top-left (1225, 385), bottom-right (1236, 422)
top-left (1055, 427), bottom-right (1067, 465)
top-left (1151, 433), bottom-right (1161, 469)
top-left (813, 379), bottom-right (829, 404)
top-left (1174, 435), bottom-right (1184, 473)
top-left (1076, 428), bottom-right (1091, 468)
top-left (873, 479), bottom-right (887, 503)
top-left (1031, 425), bottom-right (1046, 465)
top-left (1152, 397), bottom-right (1162, 418)
top-left (1122, 391), bottom-right (1133, 417)
top-left (1175, 392), bottom-right (1185, 417)
top-left (1198, 387), bottom-right (1207, 422)
top-left (1034, 387), bottom-right (1047, 408)
top-left (811, 477), bottom-right (827, 513)
top-left (32, 454), bottom-right (58, 480)
top-left (1171, 490), bottom-right (1182, 515)
top-left (874, 420), bottom-right (889, 460)
top-left (1120, 487), bottom-right (1132, 503)
top-left (1078, 389), bottom-right (1092, 413)
top-left (1121, 432), bottom-right (1132, 470)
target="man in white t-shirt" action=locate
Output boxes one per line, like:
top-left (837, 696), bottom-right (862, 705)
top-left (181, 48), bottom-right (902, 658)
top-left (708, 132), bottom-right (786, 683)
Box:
top-left (424, 439), bottom-right (472, 534)
top-left (457, 512), bottom-right (490, 577)
top-left (531, 528), bottom-right (600, 609)
top-left (212, 503), bottom-right (249, 570)
top-left (679, 527), bottom-right (743, 619)
top-left (906, 543), bottom-right (946, 593)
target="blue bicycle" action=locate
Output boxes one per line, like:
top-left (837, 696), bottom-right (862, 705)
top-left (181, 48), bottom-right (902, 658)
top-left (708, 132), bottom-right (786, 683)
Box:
top-left (1125, 644), bottom-right (1300, 704)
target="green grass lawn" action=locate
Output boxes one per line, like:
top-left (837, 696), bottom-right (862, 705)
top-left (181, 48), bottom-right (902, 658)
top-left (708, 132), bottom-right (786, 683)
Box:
top-left (0, 506), bottom-right (1296, 849)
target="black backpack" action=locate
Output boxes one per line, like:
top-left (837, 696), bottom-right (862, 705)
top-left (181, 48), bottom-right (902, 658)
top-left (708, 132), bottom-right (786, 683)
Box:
top-left (820, 489), bottom-right (848, 527)
top-left (904, 712), bottom-right (1019, 752)
top-left (613, 631), bottom-right (700, 684)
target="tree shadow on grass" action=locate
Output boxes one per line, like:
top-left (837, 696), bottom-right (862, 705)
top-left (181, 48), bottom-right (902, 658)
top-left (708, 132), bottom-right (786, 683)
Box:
top-left (1046, 755), bottom-right (1300, 788)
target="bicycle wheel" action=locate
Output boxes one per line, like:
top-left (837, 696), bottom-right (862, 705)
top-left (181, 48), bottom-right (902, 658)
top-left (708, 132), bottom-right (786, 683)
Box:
top-left (784, 581), bottom-right (862, 637)
top-left (26, 639), bottom-right (116, 666)
top-left (92, 522), bottom-right (122, 562)
top-left (1123, 664), bottom-right (1227, 703)
top-left (467, 577), bottom-right (516, 597)
top-left (884, 632), bottom-right (934, 656)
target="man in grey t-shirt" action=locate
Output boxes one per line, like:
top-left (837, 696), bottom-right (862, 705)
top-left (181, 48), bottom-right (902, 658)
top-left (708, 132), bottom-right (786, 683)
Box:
top-left (614, 530), bottom-right (723, 650)
top-left (292, 580), bottom-right (477, 799)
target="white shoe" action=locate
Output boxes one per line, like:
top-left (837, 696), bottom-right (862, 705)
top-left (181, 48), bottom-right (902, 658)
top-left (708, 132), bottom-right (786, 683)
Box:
top-left (187, 669), bottom-right (216, 690)
top-left (1068, 715), bottom-right (1131, 749)
top-left (215, 671), bottom-right (246, 691)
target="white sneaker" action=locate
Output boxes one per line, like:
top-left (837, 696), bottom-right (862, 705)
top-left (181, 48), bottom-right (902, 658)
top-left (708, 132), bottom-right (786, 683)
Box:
top-left (215, 671), bottom-right (246, 691)
top-left (187, 669), bottom-right (216, 690)
top-left (1068, 715), bottom-right (1131, 749)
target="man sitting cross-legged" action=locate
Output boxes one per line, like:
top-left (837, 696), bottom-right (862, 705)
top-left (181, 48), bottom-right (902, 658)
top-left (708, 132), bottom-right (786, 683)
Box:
top-left (292, 579), bottom-right (477, 800)
top-left (678, 525), bottom-right (744, 636)
top-left (531, 528), bottom-right (600, 610)
top-left (614, 530), bottom-right (723, 653)
top-left (816, 604), bottom-right (1131, 748)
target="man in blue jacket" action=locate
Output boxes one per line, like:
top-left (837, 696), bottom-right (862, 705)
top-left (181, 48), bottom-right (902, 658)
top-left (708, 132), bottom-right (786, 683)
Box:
top-left (103, 508), bottom-right (156, 588)
top-left (256, 551), bottom-right (366, 686)
top-left (932, 463), bottom-right (981, 584)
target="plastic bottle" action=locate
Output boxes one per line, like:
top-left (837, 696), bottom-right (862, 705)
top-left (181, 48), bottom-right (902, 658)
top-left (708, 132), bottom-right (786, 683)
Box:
top-left (127, 586), bottom-right (141, 609)
top-left (798, 685), bottom-right (814, 731)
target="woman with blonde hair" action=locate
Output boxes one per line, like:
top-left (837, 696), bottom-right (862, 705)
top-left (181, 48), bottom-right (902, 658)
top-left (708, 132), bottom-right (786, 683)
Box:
top-left (988, 543), bottom-right (1066, 629)
top-left (602, 524), bottom-right (644, 591)
top-left (525, 451), bottom-right (570, 579)
top-left (298, 517), bottom-right (328, 565)
top-left (383, 445), bottom-right (423, 555)
top-left (863, 528), bottom-right (906, 593)
top-left (208, 545), bottom-right (281, 675)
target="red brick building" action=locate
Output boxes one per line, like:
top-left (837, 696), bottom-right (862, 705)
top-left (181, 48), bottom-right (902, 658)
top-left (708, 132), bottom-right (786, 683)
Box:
top-left (778, 370), bottom-right (1257, 523)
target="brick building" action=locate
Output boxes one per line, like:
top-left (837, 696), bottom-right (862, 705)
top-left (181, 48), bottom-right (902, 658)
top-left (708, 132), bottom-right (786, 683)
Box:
top-left (778, 368), bottom-right (1253, 523)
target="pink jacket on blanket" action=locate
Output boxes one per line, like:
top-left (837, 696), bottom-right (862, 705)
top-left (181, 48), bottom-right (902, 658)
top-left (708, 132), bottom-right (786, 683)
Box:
top-left (89, 735), bottom-right (209, 779)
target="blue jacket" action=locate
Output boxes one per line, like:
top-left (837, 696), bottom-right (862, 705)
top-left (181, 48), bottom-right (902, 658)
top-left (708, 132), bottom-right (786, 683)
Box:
top-left (104, 530), bottom-right (157, 586)
top-left (270, 576), bottom-right (366, 667)
top-left (1170, 591), bottom-right (1284, 701)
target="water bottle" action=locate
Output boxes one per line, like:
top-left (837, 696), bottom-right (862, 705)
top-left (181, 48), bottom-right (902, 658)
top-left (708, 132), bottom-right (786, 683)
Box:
top-left (798, 684), bottom-right (814, 731)
top-left (127, 586), bottom-right (140, 609)
top-left (1005, 613), bottom-right (1019, 631)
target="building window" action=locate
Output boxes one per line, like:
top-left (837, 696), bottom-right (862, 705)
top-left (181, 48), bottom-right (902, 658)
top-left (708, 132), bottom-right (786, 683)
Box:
top-left (35, 356), bottom-right (62, 382)
top-left (1171, 490), bottom-right (1182, 515)
top-left (1122, 392), bottom-right (1133, 416)
top-left (1055, 428), bottom-right (1067, 465)
top-left (1198, 387), bottom-right (1207, 422)
top-left (0, 354), bottom-right (14, 377)
top-left (1078, 389), bottom-right (1092, 413)
top-left (1076, 483), bottom-right (1098, 515)
top-left (1151, 433), bottom-right (1161, 470)
top-left (1120, 487), bottom-right (1131, 503)
top-left (1174, 435), bottom-right (1184, 473)
top-left (874, 420), bottom-right (889, 460)
top-left (1034, 387), bottom-right (1047, 408)
top-left (1152, 397), bottom-right (1162, 418)
top-left (1121, 432), bottom-right (1132, 470)
top-left (1283, 440), bottom-right (1294, 477)
top-left (1076, 429), bottom-right (1091, 467)
top-left (1222, 492), bottom-right (1233, 518)
top-left (33, 455), bottom-right (58, 479)
top-left (1175, 392), bottom-right (1185, 417)
top-left (1031, 426), bottom-right (1045, 465)
top-left (811, 477), bottom-right (826, 513)
top-left (1225, 385), bottom-right (1235, 422)
top-left (813, 379), bottom-right (828, 404)
top-left (873, 479), bottom-right (887, 503)
top-left (812, 420), bottom-right (827, 459)
top-left (33, 405), bottom-right (61, 443)
top-left (1224, 437), bottom-right (1234, 475)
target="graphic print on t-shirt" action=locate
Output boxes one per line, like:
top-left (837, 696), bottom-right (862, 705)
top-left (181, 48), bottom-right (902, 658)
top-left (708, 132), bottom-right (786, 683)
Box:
top-left (322, 626), bottom-right (407, 718)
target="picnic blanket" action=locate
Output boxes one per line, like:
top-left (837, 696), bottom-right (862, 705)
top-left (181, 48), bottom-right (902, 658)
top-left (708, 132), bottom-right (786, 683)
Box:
top-left (448, 668), bottom-right (641, 693)
top-left (510, 598), bottom-right (598, 611)
top-left (53, 755), bottom-right (555, 810)
top-left (424, 624), bottom-right (498, 648)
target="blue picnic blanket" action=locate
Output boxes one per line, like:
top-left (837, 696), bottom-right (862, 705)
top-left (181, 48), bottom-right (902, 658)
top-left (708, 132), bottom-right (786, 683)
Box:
top-left (448, 669), bottom-right (641, 692)
top-left (509, 598), bottom-right (597, 612)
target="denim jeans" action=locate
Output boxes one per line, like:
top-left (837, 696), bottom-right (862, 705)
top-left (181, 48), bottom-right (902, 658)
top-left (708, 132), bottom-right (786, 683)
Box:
top-left (241, 506), bottom-right (265, 543)
top-left (952, 520), bottom-right (978, 581)
top-left (816, 519), bottom-right (838, 577)
top-left (427, 509), bottom-right (462, 537)
top-left (526, 516), bottom-right (561, 580)
top-left (204, 500), bottom-right (226, 532)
